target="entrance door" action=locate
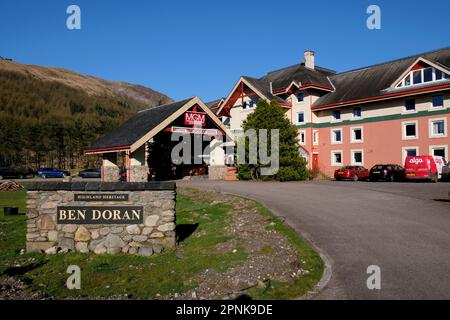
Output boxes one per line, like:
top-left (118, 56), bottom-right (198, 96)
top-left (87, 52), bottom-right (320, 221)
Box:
top-left (312, 153), bottom-right (319, 169)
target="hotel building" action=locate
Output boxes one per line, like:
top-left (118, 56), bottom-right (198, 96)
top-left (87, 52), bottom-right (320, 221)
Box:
top-left (214, 47), bottom-right (450, 176)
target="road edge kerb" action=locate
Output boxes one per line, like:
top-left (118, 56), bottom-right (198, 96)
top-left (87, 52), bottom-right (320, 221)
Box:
top-left (207, 188), bottom-right (333, 300)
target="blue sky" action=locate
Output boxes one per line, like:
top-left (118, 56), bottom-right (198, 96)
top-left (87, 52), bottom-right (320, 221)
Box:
top-left (1, 0), bottom-right (449, 102)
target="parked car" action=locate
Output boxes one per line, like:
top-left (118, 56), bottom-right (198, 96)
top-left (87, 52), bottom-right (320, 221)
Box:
top-left (36, 168), bottom-right (71, 179)
top-left (78, 168), bottom-right (101, 178)
top-left (334, 166), bottom-right (369, 181)
top-left (442, 161), bottom-right (450, 181)
top-left (0, 167), bottom-right (27, 179)
top-left (404, 155), bottom-right (446, 182)
top-left (369, 164), bottom-right (405, 182)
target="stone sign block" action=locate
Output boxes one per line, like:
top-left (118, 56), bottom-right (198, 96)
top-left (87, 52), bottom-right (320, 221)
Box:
top-left (25, 181), bottom-right (176, 256)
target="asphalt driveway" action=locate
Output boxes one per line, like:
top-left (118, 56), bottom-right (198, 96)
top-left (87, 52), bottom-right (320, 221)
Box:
top-left (179, 180), bottom-right (450, 299)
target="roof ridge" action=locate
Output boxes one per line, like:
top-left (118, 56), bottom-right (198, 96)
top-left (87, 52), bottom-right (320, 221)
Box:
top-left (137, 97), bottom-right (194, 113)
top-left (334, 46), bottom-right (450, 76)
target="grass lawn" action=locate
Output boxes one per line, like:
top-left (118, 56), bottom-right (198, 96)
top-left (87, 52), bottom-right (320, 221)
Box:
top-left (0, 188), bottom-right (323, 299)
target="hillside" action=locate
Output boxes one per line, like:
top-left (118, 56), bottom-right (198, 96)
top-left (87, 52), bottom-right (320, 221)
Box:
top-left (0, 59), bottom-right (173, 170)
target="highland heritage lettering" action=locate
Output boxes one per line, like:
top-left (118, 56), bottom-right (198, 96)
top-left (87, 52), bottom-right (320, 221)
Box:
top-left (74, 194), bottom-right (129, 201)
top-left (57, 206), bottom-right (143, 224)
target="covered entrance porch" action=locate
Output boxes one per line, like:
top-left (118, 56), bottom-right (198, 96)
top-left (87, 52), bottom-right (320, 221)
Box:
top-left (84, 97), bottom-right (233, 182)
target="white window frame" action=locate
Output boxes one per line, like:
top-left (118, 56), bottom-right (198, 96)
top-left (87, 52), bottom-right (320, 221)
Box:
top-left (331, 150), bottom-right (343, 166)
top-left (298, 130), bottom-right (306, 146)
top-left (350, 126), bottom-right (363, 143)
top-left (352, 107), bottom-right (362, 119)
top-left (402, 120), bottom-right (419, 140)
top-left (297, 112), bottom-right (305, 124)
top-left (403, 99), bottom-right (417, 113)
top-left (429, 118), bottom-right (447, 138)
top-left (313, 129), bottom-right (319, 146)
top-left (331, 110), bottom-right (342, 122)
top-left (350, 149), bottom-right (364, 166)
top-left (402, 146), bottom-right (419, 164)
top-left (430, 95), bottom-right (445, 110)
top-left (429, 145), bottom-right (448, 161)
top-left (331, 128), bottom-right (343, 144)
top-left (396, 67), bottom-right (450, 88)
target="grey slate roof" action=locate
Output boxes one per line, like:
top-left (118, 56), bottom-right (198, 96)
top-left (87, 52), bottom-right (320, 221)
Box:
top-left (261, 64), bottom-right (335, 91)
top-left (89, 97), bottom-right (194, 150)
top-left (242, 76), bottom-right (285, 103)
top-left (313, 46), bottom-right (450, 108)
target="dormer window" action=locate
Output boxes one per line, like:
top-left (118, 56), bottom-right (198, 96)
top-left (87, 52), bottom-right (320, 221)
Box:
top-left (396, 67), bottom-right (450, 88)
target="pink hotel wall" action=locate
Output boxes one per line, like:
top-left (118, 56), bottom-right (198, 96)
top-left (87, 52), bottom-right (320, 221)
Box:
top-left (314, 113), bottom-right (450, 177)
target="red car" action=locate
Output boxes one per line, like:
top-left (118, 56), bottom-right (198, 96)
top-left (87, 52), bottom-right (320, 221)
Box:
top-left (334, 166), bottom-right (369, 181)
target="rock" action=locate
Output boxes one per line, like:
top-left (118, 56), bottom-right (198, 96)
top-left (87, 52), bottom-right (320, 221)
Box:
top-left (132, 235), bottom-right (147, 242)
top-left (161, 216), bottom-right (175, 223)
top-left (75, 226), bottom-right (91, 242)
top-left (139, 246), bottom-right (153, 257)
top-left (149, 232), bottom-right (164, 238)
top-left (122, 245), bottom-right (130, 253)
top-left (152, 244), bottom-right (163, 254)
top-left (59, 238), bottom-right (75, 251)
top-left (107, 247), bottom-right (121, 255)
top-left (91, 230), bottom-right (100, 240)
top-left (62, 225), bottom-right (77, 233)
top-left (26, 208), bottom-right (38, 218)
top-left (26, 233), bottom-right (39, 240)
top-left (75, 242), bottom-right (89, 253)
top-left (162, 210), bottom-right (174, 217)
top-left (122, 235), bottom-right (132, 242)
top-left (99, 227), bottom-right (110, 236)
top-left (89, 238), bottom-right (104, 251)
top-left (128, 241), bottom-right (142, 247)
top-left (94, 245), bottom-right (107, 254)
top-left (45, 246), bottom-right (58, 254)
top-left (110, 227), bottom-right (124, 234)
top-left (144, 215), bottom-right (159, 227)
top-left (47, 230), bottom-right (58, 242)
top-left (49, 194), bottom-right (62, 201)
top-left (41, 202), bottom-right (56, 209)
top-left (129, 247), bottom-right (137, 254)
top-left (26, 241), bottom-right (56, 252)
top-left (157, 223), bottom-right (175, 232)
top-left (142, 227), bottom-right (153, 235)
top-left (162, 200), bottom-right (175, 210)
top-left (36, 215), bottom-right (55, 230)
top-left (104, 234), bottom-right (125, 249)
top-left (126, 225), bottom-right (141, 235)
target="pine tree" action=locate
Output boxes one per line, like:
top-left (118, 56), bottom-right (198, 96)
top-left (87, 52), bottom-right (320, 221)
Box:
top-left (237, 100), bottom-right (308, 181)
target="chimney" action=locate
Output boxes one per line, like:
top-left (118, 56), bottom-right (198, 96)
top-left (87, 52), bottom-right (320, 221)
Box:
top-left (304, 50), bottom-right (315, 70)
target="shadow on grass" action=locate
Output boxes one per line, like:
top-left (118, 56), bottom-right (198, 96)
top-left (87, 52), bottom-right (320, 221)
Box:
top-left (176, 223), bottom-right (199, 242)
top-left (3, 260), bottom-right (47, 276)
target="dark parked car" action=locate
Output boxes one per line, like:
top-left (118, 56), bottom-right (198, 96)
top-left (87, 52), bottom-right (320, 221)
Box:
top-left (36, 168), bottom-right (71, 179)
top-left (334, 166), bottom-right (369, 181)
top-left (0, 167), bottom-right (27, 179)
top-left (369, 164), bottom-right (405, 182)
top-left (78, 168), bottom-right (101, 178)
top-left (442, 162), bottom-right (450, 181)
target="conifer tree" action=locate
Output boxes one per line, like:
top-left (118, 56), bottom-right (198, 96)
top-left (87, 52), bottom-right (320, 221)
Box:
top-left (237, 100), bottom-right (308, 181)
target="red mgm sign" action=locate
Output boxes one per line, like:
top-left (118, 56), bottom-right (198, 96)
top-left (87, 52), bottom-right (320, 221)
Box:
top-left (184, 112), bottom-right (206, 127)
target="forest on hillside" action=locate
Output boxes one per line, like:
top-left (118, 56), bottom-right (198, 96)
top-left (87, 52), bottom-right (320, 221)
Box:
top-left (0, 68), bottom-right (167, 171)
